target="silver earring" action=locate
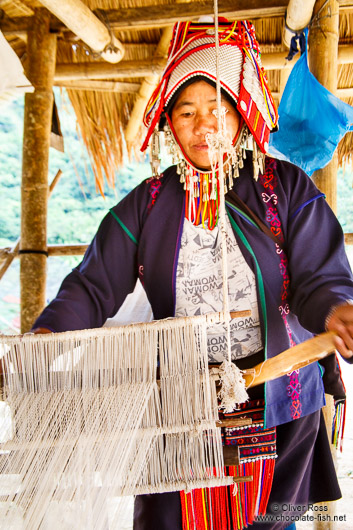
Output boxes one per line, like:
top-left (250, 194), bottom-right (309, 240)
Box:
top-left (252, 139), bottom-right (265, 181)
top-left (163, 123), bottom-right (186, 182)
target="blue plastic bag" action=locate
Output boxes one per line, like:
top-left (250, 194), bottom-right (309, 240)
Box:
top-left (269, 39), bottom-right (353, 176)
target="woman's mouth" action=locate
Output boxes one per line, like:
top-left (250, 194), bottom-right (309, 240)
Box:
top-left (192, 143), bottom-right (209, 151)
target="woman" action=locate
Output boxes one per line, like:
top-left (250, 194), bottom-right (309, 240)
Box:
top-left (33, 19), bottom-right (353, 530)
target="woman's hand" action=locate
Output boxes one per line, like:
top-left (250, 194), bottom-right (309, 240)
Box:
top-left (325, 303), bottom-right (353, 360)
top-left (31, 327), bottom-right (52, 334)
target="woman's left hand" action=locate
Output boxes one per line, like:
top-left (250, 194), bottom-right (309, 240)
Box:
top-left (325, 302), bottom-right (353, 360)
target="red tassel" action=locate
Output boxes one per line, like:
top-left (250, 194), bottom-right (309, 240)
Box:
top-left (180, 459), bottom-right (277, 530)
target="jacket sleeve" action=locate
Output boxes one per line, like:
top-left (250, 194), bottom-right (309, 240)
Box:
top-left (284, 167), bottom-right (353, 338)
top-left (33, 181), bottom-right (151, 332)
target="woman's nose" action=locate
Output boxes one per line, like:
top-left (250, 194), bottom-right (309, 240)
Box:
top-left (194, 114), bottom-right (217, 135)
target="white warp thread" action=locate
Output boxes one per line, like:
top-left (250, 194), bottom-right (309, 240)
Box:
top-left (205, 8), bottom-right (249, 413)
top-left (0, 317), bottom-right (235, 529)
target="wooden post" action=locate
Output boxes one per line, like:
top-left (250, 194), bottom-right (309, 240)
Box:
top-left (20, 9), bottom-right (57, 333)
top-left (309, 4), bottom-right (339, 528)
top-left (308, 0), bottom-right (339, 212)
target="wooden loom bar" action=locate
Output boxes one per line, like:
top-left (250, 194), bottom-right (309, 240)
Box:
top-left (0, 415), bottom-right (252, 447)
top-left (242, 331), bottom-right (336, 388)
top-left (0, 332), bottom-right (336, 397)
top-left (20, 9), bottom-right (57, 333)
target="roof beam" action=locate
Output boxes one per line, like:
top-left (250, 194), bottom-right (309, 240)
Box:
top-left (1, 0), bottom-right (290, 36)
top-left (54, 58), bottom-right (166, 81)
top-left (262, 44), bottom-right (353, 69)
top-left (2, 0), bottom-right (353, 36)
top-left (272, 87), bottom-right (353, 98)
top-left (38, 0), bottom-right (124, 63)
top-left (54, 44), bottom-right (353, 82)
top-left (54, 80), bottom-right (141, 92)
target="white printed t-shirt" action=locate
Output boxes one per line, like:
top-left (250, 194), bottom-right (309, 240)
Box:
top-left (175, 216), bottom-right (262, 362)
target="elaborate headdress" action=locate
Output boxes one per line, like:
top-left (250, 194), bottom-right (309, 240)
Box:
top-left (141, 19), bottom-right (278, 228)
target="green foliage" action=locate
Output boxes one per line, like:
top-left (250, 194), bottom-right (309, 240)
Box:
top-left (0, 90), bottom-right (152, 332)
top-left (0, 91), bottom-right (152, 248)
top-left (337, 166), bottom-right (353, 233)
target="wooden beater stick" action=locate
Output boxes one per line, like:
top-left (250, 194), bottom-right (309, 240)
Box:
top-left (241, 331), bottom-right (337, 388)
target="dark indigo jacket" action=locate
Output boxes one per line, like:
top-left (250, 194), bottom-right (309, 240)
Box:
top-left (34, 155), bottom-right (353, 428)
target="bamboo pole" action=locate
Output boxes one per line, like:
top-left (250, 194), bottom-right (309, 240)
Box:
top-left (54, 58), bottom-right (166, 81)
top-left (2, 233), bottom-right (353, 269)
top-left (271, 87), bottom-right (353, 99)
top-left (309, 0), bottom-right (339, 213)
top-left (0, 171), bottom-right (63, 283)
top-left (38, 0), bottom-right (124, 64)
top-left (125, 27), bottom-right (173, 145)
top-left (345, 233), bottom-right (353, 245)
top-left (54, 80), bottom-right (141, 93)
top-left (309, 6), bottom-right (339, 528)
top-left (20, 9), bottom-right (57, 334)
top-left (53, 45), bottom-right (353, 83)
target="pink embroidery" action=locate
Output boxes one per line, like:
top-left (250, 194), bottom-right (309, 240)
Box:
top-left (262, 192), bottom-right (278, 205)
top-left (259, 159), bottom-right (302, 420)
top-left (147, 177), bottom-right (163, 213)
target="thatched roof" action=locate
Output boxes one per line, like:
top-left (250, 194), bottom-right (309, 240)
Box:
top-left (1, 0), bottom-right (353, 191)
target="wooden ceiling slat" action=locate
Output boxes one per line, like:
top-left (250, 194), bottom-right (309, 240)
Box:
top-left (1, 0), bottom-right (290, 35)
top-left (2, 1), bottom-right (353, 36)
top-left (99, 0), bottom-right (289, 30)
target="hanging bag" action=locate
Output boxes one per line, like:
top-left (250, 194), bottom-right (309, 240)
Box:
top-left (269, 30), bottom-right (353, 175)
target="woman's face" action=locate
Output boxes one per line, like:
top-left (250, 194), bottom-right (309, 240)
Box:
top-left (170, 80), bottom-right (241, 170)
